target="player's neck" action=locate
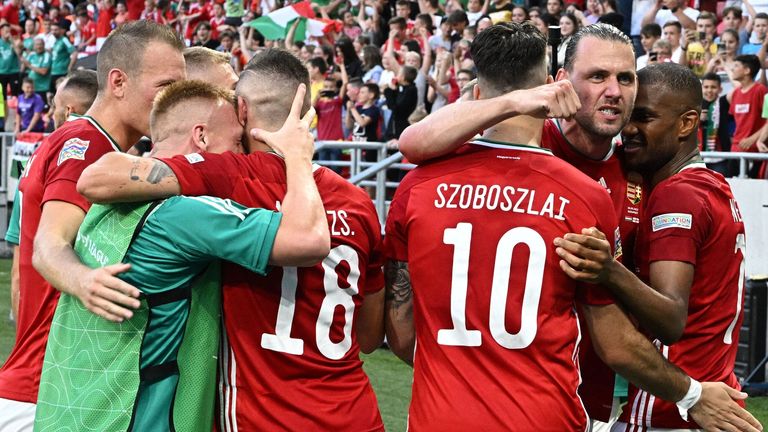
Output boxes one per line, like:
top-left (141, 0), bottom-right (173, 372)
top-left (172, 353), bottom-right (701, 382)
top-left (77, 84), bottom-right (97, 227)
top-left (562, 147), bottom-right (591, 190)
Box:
top-left (86, 97), bottom-right (144, 152)
top-left (559, 118), bottom-right (614, 160)
top-left (649, 145), bottom-right (701, 189)
top-left (482, 116), bottom-right (543, 147)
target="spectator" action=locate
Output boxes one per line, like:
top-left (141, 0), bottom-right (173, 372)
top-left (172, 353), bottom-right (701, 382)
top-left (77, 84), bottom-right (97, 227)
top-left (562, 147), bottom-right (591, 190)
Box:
top-left (210, 2), bottom-right (227, 40)
top-left (445, 11), bottom-right (469, 44)
top-left (0, 23), bottom-right (21, 102)
top-left (649, 38), bottom-right (673, 64)
top-left (347, 82), bottom-right (381, 144)
top-left (428, 20), bottom-right (453, 52)
top-left (641, 0), bottom-right (698, 30)
top-left (335, 37), bottom-right (364, 79)
top-left (314, 63), bottom-right (348, 166)
top-left (1, 0), bottom-right (22, 35)
top-left (465, 0), bottom-right (490, 26)
top-left (718, 6), bottom-right (749, 53)
top-left (114, 2), bottom-right (129, 27)
top-left (637, 23), bottom-right (662, 70)
top-left (74, 10), bottom-right (97, 57)
top-left (308, 57), bottom-right (327, 106)
top-left (727, 54), bottom-right (766, 177)
top-left (546, 0), bottom-right (563, 18)
top-left (21, 37), bottom-right (51, 100)
top-left (40, 18), bottom-right (55, 51)
top-left (404, 51), bottom-right (429, 108)
top-left (15, 77), bottom-right (45, 133)
top-left (557, 13), bottom-right (579, 68)
top-left (342, 10), bottom-right (363, 40)
top-left (193, 22), bottom-right (219, 49)
top-left (382, 16), bottom-right (407, 54)
top-left (700, 73), bottom-right (732, 176)
top-left (681, 12), bottom-right (717, 78)
top-left (742, 12), bottom-right (768, 54)
top-left (385, 64), bottom-right (418, 140)
top-left (141, 0), bottom-right (166, 24)
top-left (511, 6), bottom-right (528, 23)
top-left (362, 45), bottom-right (384, 84)
top-left (707, 29), bottom-right (739, 95)
top-left (662, 21), bottom-right (683, 63)
top-left (96, 0), bottom-right (115, 50)
top-left (583, 0), bottom-right (603, 24)
top-left (224, 0), bottom-right (245, 28)
top-left (183, 0), bottom-right (211, 43)
top-left (21, 19), bottom-right (37, 52)
top-left (490, 0), bottom-right (514, 13)
top-left (353, 35), bottom-right (369, 58)
top-left (49, 22), bottom-right (75, 94)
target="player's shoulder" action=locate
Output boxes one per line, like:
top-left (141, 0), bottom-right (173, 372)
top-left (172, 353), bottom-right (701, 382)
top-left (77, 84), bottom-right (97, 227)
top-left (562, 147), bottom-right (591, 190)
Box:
top-left (655, 166), bottom-right (733, 209)
top-left (314, 165), bottom-right (376, 207)
top-left (48, 116), bottom-right (119, 152)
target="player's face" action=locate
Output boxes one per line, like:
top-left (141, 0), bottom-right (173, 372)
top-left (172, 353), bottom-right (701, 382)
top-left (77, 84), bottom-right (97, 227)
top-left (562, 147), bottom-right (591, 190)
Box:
top-left (701, 79), bottom-right (720, 102)
top-left (563, 37), bottom-right (637, 139)
top-left (205, 102), bottom-right (244, 154)
top-left (128, 42), bottom-right (186, 137)
top-left (621, 84), bottom-right (684, 174)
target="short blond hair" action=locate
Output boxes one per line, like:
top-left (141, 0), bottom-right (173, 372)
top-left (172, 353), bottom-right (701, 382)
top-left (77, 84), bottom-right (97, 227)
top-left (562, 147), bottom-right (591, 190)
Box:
top-left (183, 47), bottom-right (231, 74)
top-left (150, 80), bottom-right (236, 141)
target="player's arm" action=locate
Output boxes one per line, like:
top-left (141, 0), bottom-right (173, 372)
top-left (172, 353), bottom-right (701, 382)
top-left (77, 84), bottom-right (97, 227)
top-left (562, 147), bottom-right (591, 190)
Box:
top-left (253, 83), bottom-right (330, 266)
top-left (357, 288), bottom-right (385, 354)
top-left (384, 259), bottom-right (415, 366)
top-left (398, 80), bottom-right (581, 164)
top-left (583, 303), bottom-right (761, 432)
top-left (77, 153), bottom-right (181, 203)
top-left (32, 201), bottom-right (141, 322)
top-left (555, 228), bottom-right (692, 344)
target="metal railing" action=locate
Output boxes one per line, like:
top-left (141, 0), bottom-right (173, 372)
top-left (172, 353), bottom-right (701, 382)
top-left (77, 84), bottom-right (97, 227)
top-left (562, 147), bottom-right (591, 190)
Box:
top-left (314, 141), bottom-right (768, 224)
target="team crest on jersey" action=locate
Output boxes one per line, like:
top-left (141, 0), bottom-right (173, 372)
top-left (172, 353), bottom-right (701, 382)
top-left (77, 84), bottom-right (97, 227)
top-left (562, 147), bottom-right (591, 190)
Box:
top-left (613, 227), bottom-right (623, 259)
top-left (626, 174), bottom-right (642, 205)
top-left (652, 213), bottom-right (692, 232)
top-left (57, 138), bottom-right (90, 166)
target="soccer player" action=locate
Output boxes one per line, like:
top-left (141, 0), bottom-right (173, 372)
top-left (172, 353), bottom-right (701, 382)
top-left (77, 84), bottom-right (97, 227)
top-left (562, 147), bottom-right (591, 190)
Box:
top-left (396, 23), bottom-right (642, 428)
top-left (77, 49), bottom-right (386, 431)
top-left (554, 63), bottom-right (752, 431)
top-left (183, 46), bottom-right (238, 90)
top-left (34, 80), bottom-right (328, 431)
top-left (383, 22), bottom-right (760, 431)
top-left (0, 21), bottom-right (185, 430)
top-left (5, 70), bottom-right (98, 322)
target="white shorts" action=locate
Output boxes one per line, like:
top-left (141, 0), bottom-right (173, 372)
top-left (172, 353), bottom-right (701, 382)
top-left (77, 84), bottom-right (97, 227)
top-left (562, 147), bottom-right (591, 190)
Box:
top-left (611, 421), bottom-right (701, 432)
top-left (0, 398), bottom-right (35, 432)
top-left (591, 397), bottom-right (622, 432)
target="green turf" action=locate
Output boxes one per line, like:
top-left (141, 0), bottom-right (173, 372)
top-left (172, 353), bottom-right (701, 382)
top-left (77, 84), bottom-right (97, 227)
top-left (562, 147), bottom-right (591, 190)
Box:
top-left (1, 257), bottom-right (767, 431)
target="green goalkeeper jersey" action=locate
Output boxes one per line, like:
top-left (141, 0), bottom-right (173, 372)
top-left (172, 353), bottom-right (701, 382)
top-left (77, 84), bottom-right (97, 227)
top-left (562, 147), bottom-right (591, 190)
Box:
top-left (36, 195), bottom-right (281, 432)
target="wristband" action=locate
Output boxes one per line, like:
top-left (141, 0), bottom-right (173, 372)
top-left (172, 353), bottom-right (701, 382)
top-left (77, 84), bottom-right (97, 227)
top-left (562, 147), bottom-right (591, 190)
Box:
top-left (676, 378), bottom-right (702, 421)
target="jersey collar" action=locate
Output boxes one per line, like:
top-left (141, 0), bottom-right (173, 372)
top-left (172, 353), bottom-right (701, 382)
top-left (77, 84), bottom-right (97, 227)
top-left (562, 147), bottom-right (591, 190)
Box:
top-left (553, 118), bottom-right (617, 162)
top-left (677, 161), bottom-right (708, 173)
top-left (469, 138), bottom-right (553, 155)
top-left (68, 114), bottom-right (122, 152)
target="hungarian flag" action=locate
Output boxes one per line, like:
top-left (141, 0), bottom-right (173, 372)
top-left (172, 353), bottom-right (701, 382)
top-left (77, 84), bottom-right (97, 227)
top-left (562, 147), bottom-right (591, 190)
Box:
top-left (248, 1), bottom-right (331, 41)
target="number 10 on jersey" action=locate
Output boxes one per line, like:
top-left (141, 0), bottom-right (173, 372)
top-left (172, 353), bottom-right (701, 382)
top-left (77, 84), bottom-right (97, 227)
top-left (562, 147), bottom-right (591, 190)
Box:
top-left (437, 223), bottom-right (546, 350)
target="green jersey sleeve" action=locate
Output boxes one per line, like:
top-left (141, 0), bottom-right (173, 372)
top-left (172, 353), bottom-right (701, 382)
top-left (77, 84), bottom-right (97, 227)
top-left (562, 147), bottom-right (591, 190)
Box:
top-left (762, 93), bottom-right (768, 119)
top-left (149, 195), bottom-right (282, 275)
top-left (4, 185), bottom-right (21, 245)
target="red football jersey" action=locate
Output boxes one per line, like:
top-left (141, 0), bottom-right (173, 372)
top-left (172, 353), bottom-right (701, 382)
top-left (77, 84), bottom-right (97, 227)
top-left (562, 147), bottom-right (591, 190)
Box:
top-left (0, 116), bottom-right (121, 403)
top-left (383, 139), bottom-right (619, 431)
top-left (543, 119), bottom-right (644, 420)
top-left (618, 164), bottom-right (746, 430)
top-left (162, 151), bottom-right (385, 431)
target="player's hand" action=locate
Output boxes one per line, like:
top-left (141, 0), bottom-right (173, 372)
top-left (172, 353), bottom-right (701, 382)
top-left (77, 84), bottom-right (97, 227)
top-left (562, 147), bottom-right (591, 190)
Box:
top-left (554, 227), bottom-right (614, 284)
top-left (510, 80), bottom-right (581, 120)
top-left (690, 382), bottom-right (762, 432)
top-left (250, 83), bottom-right (316, 162)
top-left (76, 263), bottom-right (141, 322)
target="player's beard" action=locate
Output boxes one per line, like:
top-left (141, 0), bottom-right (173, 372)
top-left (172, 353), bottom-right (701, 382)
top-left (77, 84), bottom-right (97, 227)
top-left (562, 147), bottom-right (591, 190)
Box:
top-left (575, 109), bottom-right (629, 139)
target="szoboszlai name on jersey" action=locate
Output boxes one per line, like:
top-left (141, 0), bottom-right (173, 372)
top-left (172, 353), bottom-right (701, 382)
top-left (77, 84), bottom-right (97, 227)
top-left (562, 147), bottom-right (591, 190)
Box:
top-left (433, 183), bottom-right (569, 220)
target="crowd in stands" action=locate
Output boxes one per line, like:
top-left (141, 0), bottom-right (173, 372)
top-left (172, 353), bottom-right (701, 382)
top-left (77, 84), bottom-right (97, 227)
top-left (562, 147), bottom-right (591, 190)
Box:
top-left (0, 0), bottom-right (767, 177)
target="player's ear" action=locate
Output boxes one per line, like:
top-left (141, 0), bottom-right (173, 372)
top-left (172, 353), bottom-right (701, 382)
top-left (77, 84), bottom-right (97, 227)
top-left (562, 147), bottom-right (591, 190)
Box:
top-left (192, 124), bottom-right (208, 151)
top-left (237, 96), bottom-right (248, 126)
top-left (678, 109), bottom-right (699, 139)
top-left (473, 84), bottom-right (481, 101)
top-left (108, 68), bottom-right (128, 98)
top-left (555, 67), bottom-right (568, 82)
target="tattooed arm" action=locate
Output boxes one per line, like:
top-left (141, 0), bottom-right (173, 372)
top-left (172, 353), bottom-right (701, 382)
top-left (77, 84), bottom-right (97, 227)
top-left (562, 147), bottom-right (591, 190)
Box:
top-left (384, 260), bottom-right (416, 366)
top-left (77, 153), bottom-right (181, 203)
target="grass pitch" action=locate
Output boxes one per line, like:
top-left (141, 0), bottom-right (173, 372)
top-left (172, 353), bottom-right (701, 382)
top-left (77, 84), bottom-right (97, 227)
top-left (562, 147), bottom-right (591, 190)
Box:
top-left (1, 258), bottom-right (767, 431)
